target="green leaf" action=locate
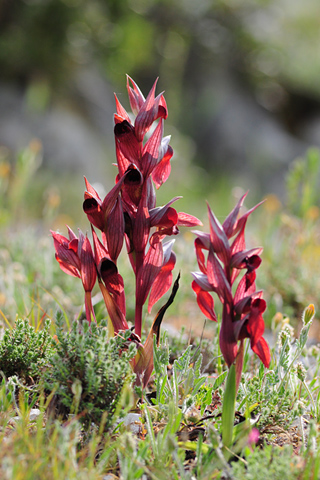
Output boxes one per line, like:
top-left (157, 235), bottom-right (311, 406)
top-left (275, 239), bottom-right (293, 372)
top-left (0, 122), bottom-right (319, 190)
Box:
top-left (213, 370), bottom-right (228, 390)
top-left (221, 364), bottom-right (236, 448)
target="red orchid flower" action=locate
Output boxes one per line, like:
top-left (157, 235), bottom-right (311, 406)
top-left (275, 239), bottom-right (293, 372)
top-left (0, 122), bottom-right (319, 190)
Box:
top-left (111, 79), bottom-right (202, 338)
top-left (192, 193), bottom-right (270, 375)
top-left (52, 76), bottom-right (202, 393)
top-left (83, 175), bottom-right (128, 262)
top-left (51, 227), bottom-right (97, 324)
top-left (148, 240), bottom-right (176, 313)
top-left (91, 227), bottom-right (126, 318)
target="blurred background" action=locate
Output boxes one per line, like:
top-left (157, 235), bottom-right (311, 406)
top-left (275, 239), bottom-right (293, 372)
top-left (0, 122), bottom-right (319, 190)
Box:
top-left (1, 0), bottom-right (320, 329)
top-left (1, 0), bottom-right (320, 225)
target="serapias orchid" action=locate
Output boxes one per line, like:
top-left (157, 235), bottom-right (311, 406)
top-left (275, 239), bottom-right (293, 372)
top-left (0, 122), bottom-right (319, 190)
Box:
top-left (51, 228), bottom-right (97, 324)
top-left (82, 76), bottom-right (201, 338)
top-left (192, 193), bottom-right (270, 374)
top-left (51, 76), bottom-right (201, 391)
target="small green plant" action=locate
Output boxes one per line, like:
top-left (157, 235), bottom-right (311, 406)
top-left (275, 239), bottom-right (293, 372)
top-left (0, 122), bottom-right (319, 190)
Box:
top-left (44, 315), bottom-right (136, 431)
top-left (0, 318), bottom-right (56, 384)
top-left (238, 304), bottom-right (315, 429)
top-left (0, 394), bottom-right (109, 480)
top-left (231, 444), bottom-right (302, 480)
top-left (153, 334), bottom-right (207, 414)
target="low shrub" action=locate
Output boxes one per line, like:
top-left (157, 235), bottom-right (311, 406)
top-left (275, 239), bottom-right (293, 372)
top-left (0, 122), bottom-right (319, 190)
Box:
top-left (0, 318), bottom-right (56, 384)
top-left (44, 316), bottom-right (136, 431)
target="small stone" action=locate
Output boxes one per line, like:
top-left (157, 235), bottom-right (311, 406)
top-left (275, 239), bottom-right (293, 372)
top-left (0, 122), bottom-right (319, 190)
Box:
top-left (114, 412), bottom-right (143, 435)
top-left (123, 412), bottom-right (142, 435)
top-left (29, 409), bottom-right (41, 421)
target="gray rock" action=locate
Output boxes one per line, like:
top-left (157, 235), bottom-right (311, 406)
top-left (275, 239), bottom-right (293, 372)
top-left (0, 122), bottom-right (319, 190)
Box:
top-left (0, 66), bottom-right (117, 184)
top-left (29, 408), bottom-right (41, 421)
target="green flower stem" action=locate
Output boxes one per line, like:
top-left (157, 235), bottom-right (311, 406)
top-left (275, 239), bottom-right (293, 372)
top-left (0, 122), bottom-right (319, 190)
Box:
top-left (217, 319), bottom-right (222, 375)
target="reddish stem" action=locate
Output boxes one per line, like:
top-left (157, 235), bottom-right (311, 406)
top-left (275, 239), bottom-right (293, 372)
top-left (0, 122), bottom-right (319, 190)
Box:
top-left (84, 291), bottom-right (96, 325)
top-left (134, 251), bottom-right (145, 338)
top-left (235, 339), bottom-right (245, 394)
top-left (134, 302), bottom-right (143, 339)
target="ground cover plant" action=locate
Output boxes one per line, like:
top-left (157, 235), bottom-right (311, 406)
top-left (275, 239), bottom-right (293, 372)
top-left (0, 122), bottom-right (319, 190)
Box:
top-left (1, 76), bottom-right (320, 479)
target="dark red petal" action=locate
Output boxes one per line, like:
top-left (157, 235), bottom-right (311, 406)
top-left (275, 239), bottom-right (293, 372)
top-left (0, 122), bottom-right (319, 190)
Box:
top-left (192, 281), bottom-right (217, 321)
top-left (149, 225), bottom-right (179, 247)
top-left (252, 336), bottom-right (271, 368)
top-left (149, 197), bottom-right (181, 226)
top-left (146, 177), bottom-right (156, 210)
top-left (246, 298), bottom-right (267, 347)
top-left (127, 75), bottom-right (145, 115)
top-left (51, 230), bottom-right (68, 248)
top-left (233, 200), bottom-right (264, 237)
top-left (157, 207), bottom-right (178, 227)
top-left (115, 138), bottom-right (132, 178)
top-left (114, 120), bottom-right (140, 166)
top-left (114, 93), bottom-right (131, 123)
top-left (135, 79), bottom-right (162, 142)
top-left (233, 316), bottom-right (249, 343)
top-left (157, 94), bottom-right (168, 120)
top-left (84, 291), bottom-right (96, 324)
top-left (246, 255), bottom-right (262, 272)
top-left (220, 303), bottom-right (238, 367)
top-left (51, 231), bottom-right (81, 272)
top-left (234, 270), bottom-right (257, 303)
top-left (105, 196), bottom-right (125, 262)
top-left (84, 177), bottom-right (102, 203)
top-left (67, 226), bottom-right (78, 242)
top-left (83, 196), bottom-right (105, 231)
top-left (68, 238), bottom-right (78, 254)
top-left (142, 118), bottom-right (164, 178)
top-left (99, 258), bottom-right (126, 317)
top-left (207, 247), bottom-right (232, 303)
top-left (177, 212), bottom-right (202, 227)
top-left (148, 249), bottom-right (176, 312)
top-left (193, 232), bottom-right (210, 273)
top-left (222, 192), bottom-right (248, 238)
top-left (230, 223), bottom-right (246, 257)
top-left (230, 248), bottom-right (263, 269)
top-left (234, 290), bottom-right (263, 315)
top-left (99, 281), bottom-right (129, 333)
top-left (91, 226), bottom-right (109, 265)
top-left (56, 256), bottom-right (80, 279)
top-left (80, 235), bottom-right (97, 292)
top-left (194, 239), bottom-right (206, 274)
top-left (207, 203), bottom-right (231, 266)
top-left (191, 271), bottom-right (214, 292)
top-left (152, 144), bottom-right (173, 189)
top-left (121, 164), bottom-right (144, 208)
top-left (136, 242), bottom-right (163, 307)
top-left (132, 191), bottom-right (150, 254)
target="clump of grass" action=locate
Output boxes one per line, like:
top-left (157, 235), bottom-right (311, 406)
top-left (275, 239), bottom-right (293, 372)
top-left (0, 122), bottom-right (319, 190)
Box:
top-left (0, 399), bottom-right (109, 480)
